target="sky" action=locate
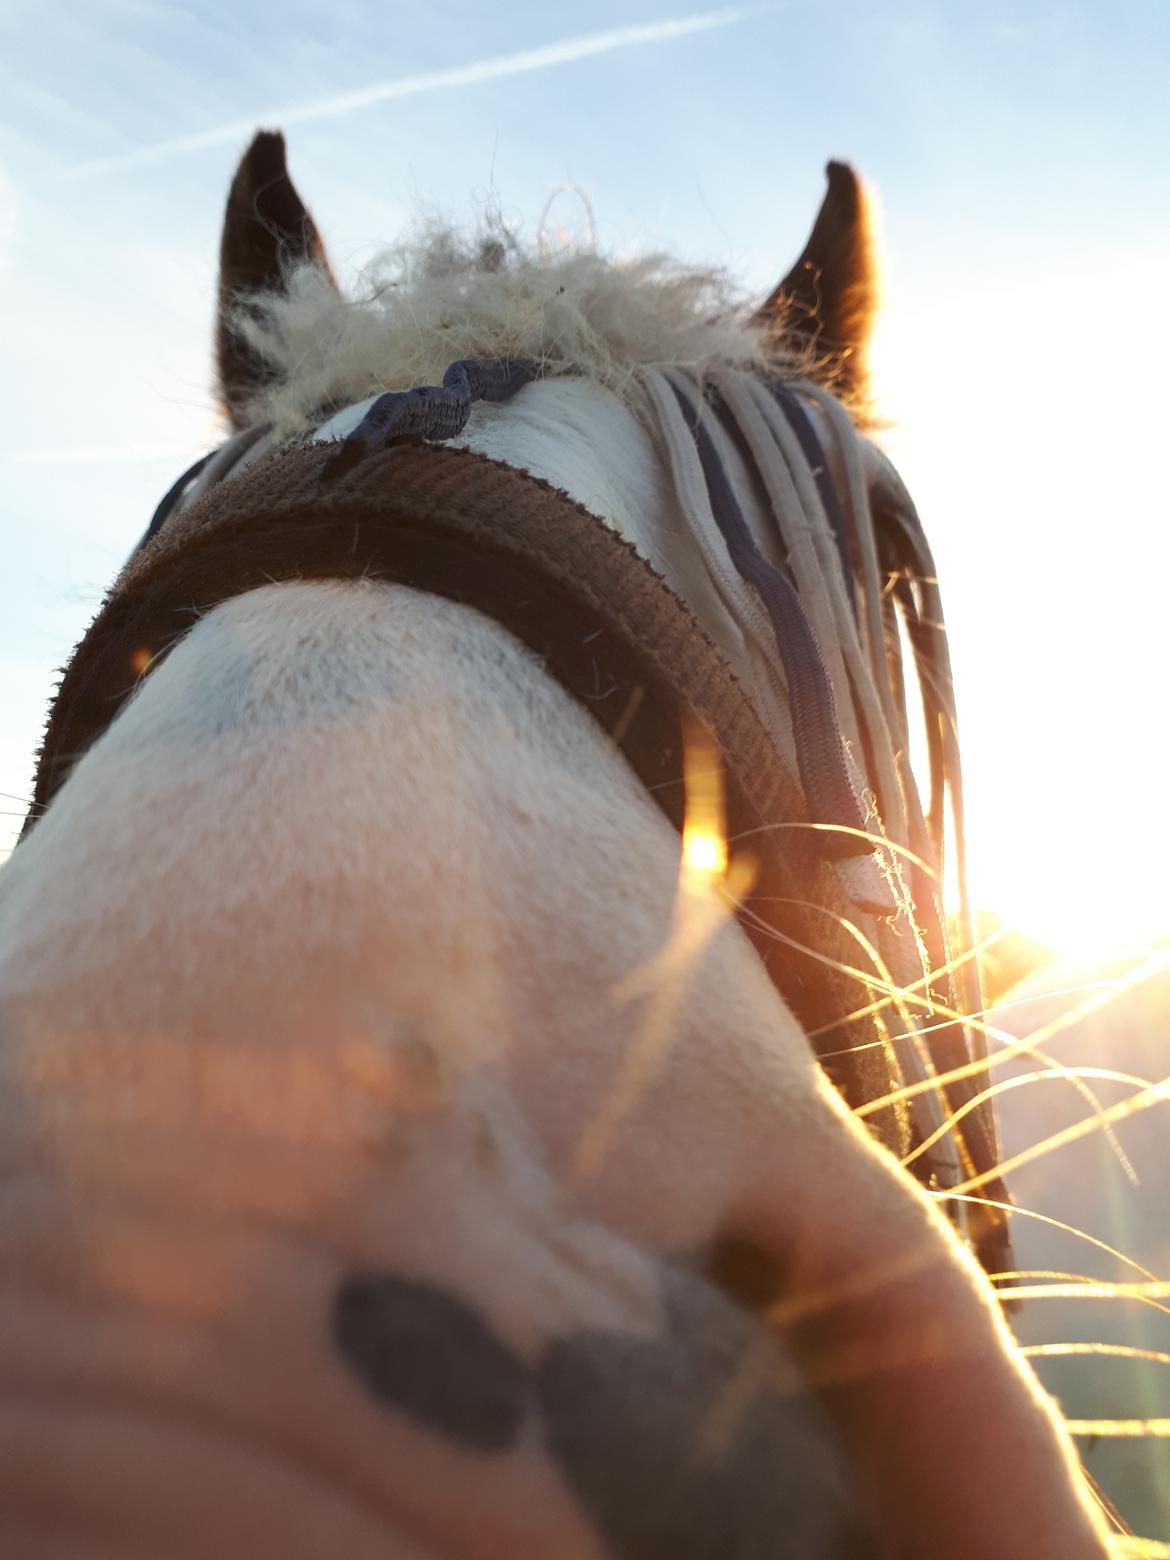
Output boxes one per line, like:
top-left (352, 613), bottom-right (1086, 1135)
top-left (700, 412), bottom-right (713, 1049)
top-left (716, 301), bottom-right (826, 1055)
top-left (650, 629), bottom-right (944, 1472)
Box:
top-left (2, 0), bottom-right (1169, 958)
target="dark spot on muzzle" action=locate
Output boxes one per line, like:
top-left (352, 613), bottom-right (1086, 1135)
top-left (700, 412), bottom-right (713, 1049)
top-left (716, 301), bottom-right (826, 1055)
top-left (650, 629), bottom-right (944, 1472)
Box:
top-left (536, 1267), bottom-right (881, 1559)
top-left (333, 1264), bottom-right (879, 1557)
top-left (333, 1272), bottom-right (527, 1452)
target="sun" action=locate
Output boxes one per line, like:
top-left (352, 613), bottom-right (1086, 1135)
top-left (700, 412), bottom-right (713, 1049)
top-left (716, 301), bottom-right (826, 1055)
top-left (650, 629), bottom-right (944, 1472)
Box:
top-left (875, 264), bottom-right (1170, 973)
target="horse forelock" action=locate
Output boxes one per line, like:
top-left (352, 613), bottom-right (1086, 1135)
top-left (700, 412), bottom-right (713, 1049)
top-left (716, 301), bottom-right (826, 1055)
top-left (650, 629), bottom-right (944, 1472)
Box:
top-left (230, 227), bottom-right (814, 440)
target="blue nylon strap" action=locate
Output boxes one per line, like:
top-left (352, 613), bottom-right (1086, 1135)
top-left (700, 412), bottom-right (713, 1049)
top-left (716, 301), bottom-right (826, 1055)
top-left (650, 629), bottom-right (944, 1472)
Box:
top-left (323, 358), bottom-right (536, 479)
top-left (137, 450), bottom-right (216, 550)
top-left (668, 378), bottom-right (869, 858)
top-left (768, 382), bottom-right (856, 615)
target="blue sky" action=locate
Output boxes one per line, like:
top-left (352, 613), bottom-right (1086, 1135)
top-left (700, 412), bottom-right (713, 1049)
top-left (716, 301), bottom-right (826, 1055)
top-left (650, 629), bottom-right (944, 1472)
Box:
top-left (3, 0), bottom-right (1169, 952)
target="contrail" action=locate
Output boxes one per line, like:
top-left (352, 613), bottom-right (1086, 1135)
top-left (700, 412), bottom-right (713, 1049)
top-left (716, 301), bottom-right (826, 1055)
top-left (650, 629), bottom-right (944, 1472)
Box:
top-left (3, 444), bottom-right (205, 466)
top-left (60, 9), bottom-right (760, 179)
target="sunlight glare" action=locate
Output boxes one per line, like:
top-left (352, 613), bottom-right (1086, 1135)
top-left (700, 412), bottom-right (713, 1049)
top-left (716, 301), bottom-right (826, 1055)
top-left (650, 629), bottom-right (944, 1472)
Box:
top-left (680, 716), bottom-right (729, 891)
top-left (683, 822), bottom-right (727, 882)
top-left (873, 261), bottom-right (1170, 966)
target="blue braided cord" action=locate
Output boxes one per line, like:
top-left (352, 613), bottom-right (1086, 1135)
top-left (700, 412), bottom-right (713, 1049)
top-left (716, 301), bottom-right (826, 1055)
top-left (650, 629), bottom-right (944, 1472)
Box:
top-left (323, 359), bottom-right (536, 479)
top-left (668, 378), bottom-right (868, 858)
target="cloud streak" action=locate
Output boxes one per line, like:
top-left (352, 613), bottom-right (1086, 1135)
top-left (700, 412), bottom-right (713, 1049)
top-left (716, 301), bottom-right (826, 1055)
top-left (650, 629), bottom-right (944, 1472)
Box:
top-left (2, 444), bottom-right (204, 466)
top-left (60, 9), bottom-right (760, 179)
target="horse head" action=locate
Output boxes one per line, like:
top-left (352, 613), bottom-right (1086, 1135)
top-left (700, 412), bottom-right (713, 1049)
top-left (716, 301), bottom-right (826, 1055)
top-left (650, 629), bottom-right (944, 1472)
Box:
top-left (0, 133), bottom-right (1112, 1558)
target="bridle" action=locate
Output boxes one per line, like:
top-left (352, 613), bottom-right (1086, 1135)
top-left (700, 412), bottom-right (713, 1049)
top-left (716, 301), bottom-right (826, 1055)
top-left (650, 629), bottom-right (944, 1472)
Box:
top-left (142, 359), bottom-right (879, 868)
top-left (28, 357), bottom-right (1013, 1275)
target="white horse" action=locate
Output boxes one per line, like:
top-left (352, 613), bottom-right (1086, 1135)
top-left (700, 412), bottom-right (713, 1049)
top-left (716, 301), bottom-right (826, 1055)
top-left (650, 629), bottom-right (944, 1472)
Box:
top-left (0, 132), bottom-right (1113, 1558)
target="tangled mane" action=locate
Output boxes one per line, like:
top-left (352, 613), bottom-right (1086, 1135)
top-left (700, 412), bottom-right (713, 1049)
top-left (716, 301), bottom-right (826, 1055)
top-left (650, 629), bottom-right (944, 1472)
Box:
top-left (232, 221), bottom-right (810, 440)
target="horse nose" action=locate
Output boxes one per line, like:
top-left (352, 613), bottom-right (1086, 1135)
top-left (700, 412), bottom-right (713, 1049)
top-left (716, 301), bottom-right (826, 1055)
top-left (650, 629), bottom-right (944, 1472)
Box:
top-left (0, 1110), bottom-right (880, 1560)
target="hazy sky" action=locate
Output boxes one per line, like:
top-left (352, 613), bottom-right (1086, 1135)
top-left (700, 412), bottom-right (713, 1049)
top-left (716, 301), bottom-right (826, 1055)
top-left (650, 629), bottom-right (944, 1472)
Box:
top-left (3, 0), bottom-right (1168, 954)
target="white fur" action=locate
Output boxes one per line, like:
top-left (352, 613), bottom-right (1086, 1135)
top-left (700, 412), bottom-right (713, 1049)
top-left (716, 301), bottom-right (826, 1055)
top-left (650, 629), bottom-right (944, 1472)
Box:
top-left (0, 578), bottom-right (1109, 1556)
top-left (234, 232), bottom-right (806, 439)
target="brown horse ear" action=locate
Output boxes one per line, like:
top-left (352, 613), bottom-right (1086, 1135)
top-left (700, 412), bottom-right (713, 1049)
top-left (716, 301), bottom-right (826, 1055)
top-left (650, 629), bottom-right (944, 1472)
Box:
top-left (758, 160), bottom-right (878, 408)
top-left (216, 129), bottom-right (337, 428)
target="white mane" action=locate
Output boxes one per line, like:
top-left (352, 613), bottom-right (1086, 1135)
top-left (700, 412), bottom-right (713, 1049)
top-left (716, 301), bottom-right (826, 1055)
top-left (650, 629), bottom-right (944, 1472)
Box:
top-left (234, 224), bottom-right (808, 439)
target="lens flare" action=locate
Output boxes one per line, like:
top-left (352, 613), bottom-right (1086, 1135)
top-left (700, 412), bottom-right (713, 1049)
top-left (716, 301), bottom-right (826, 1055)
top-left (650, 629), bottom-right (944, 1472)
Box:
top-left (682, 822), bottom-right (727, 881)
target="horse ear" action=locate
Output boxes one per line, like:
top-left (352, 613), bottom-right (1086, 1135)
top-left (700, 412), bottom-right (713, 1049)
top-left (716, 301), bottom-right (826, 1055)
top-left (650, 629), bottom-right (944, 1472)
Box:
top-left (216, 129), bottom-right (337, 428)
top-left (759, 160), bottom-right (878, 407)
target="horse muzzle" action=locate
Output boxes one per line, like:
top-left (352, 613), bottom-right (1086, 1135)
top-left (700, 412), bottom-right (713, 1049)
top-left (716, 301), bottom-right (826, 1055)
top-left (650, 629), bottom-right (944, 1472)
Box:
top-left (0, 1025), bottom-right (879, 1560)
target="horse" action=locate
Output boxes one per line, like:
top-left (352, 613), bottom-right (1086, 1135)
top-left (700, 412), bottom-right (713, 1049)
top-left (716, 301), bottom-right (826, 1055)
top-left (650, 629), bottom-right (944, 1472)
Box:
top-left (0, 130), bottom-right (1114, 1558)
